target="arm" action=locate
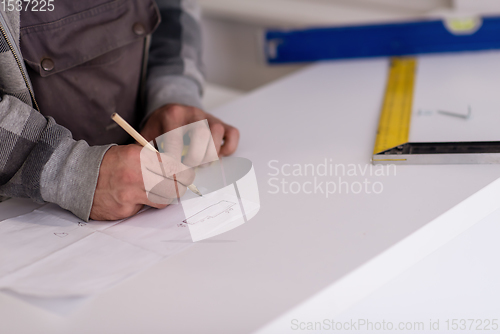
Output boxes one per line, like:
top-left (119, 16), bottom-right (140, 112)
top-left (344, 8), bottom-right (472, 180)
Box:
top-left (0, 9), bottom-right (112, 221)
top-left (142, 0), bottom-right (240, 159)
top-left (0, 95), bottom-right (112, 221)
top-left (145, 0), bottom-right (205, 117)
top-left (0, 97), bottom-right (193, 221)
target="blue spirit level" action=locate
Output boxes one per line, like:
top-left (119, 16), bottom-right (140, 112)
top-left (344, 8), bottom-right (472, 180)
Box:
top-left (265, 16), bottom-right (500, 64)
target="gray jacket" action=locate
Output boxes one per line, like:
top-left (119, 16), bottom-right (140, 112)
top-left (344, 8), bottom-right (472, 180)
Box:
top-left (0, 0), bottom-right (205, 220)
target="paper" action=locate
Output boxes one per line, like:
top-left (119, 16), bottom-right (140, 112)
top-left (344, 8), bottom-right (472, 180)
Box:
top-left (410, 50), bottom-right (500, 143)
top-left (0, 202), bottom-right (198, 297)
top-left (102, 204), bottom-right (194, 257)
top-left (180, 184), bottom-right (259, 242)
top-left (0, 198), bottom-right (43, 222)
top-left (0, 191), bottom-right (259, 297)
top-left (0, 210), bottom-right (94, 278)
top-left (0, 233), bottom-right (162, 298)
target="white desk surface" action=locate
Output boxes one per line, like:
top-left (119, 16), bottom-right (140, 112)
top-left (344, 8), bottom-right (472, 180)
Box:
top-left (2, 59), bottom-right (500, 334)
top-left (336, 202), bottom-right (500, 333)
top-left (259, 197), bottom-right (500, 333)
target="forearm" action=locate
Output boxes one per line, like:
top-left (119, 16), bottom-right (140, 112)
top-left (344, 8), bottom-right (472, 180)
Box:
top-left (145, 0), bottom-right (205, 122)
top-left (0, 95), bottom-right (113, 221)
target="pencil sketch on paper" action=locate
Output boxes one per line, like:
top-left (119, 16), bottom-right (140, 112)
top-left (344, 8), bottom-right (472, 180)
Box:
top-left (178, 201), bottom-right (237, 227)
top-left (53, 221), bottom-right (87, 238)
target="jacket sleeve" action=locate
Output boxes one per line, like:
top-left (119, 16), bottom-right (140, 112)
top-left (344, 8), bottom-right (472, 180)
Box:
top-left (144, 0), bottom-right (205, 121)
top-left (0, 95), bottom-right (113, 221)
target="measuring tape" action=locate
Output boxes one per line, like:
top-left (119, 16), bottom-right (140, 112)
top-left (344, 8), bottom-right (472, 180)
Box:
top-left (373, 57), bottom-right (417, 156)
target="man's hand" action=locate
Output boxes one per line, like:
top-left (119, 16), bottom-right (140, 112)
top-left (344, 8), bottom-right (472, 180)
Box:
top-left (141, 104), bottom-right (240, 161)
top-left (90, 145), bottom-right (195, 221)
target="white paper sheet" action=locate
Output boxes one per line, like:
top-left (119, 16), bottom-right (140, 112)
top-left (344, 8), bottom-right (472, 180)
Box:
top-left (0, 189), bottom-right (259, 297)
top-left (37, 203), bottom-right (124, 231)
top-left (0, 210), bottom-right (93, 278)
top-left (102, 204), bottom-right (194, 257)
top-left (181, 184), bottom-right (259, 242)
top-left (410, 51), bottom-right (500, 143)
top-left (0, 198), bottom-right (43, 222)
top-left (0, 232), bottom-right (162, 298)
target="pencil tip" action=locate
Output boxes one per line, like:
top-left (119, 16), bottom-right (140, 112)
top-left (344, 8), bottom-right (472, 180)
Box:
top-left (188, 184), bottom-right (203, 197)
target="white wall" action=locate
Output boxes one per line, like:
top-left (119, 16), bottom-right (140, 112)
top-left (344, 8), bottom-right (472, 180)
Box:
top-left (453, 0), bottom-right (500, 12)
top-left (201, 17), bottom-right (304, 92)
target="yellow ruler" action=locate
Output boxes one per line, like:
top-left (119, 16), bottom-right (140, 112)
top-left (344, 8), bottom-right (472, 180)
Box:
top-left (372, 56), bottom-right (500, 165)
top-left (373, 57), bottom-right (417, 155)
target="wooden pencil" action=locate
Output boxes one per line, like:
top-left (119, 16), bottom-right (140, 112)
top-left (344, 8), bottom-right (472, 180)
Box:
top-left (111, 113), bottom-right (202, 197)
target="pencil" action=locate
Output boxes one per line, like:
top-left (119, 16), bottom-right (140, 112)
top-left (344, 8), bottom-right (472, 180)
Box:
top-left (111, 113), bottom-right (203, 197)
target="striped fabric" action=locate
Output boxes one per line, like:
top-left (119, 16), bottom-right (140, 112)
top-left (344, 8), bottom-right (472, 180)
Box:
top-left (0, 33), bottom-right (9, 53)
top-left (145, 0), bottom-right (205, 117)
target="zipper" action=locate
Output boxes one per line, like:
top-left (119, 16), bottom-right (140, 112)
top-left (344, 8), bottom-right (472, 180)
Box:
top-left (0, 19), bottom-right (39, 111)
top-left (138, 35), bottom-right (151, 113)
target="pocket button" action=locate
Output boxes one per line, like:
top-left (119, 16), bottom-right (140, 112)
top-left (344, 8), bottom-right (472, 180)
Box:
top-left (133, 23), bottom-right (146, 36)
top-left (41, 58), bottom-right (55, 71)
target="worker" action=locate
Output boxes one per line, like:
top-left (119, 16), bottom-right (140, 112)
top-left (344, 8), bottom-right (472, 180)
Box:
top-left (0, 0), bottom-right (239, 221)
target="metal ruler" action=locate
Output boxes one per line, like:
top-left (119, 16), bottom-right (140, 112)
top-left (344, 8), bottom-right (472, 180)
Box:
top-left (372, 57), bottom-right (500, 165)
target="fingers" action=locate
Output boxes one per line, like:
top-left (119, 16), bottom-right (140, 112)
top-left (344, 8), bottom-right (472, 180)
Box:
top-left (144, 191), bottom-right (172, 208)
top-left (183, 125), bottom-right (211, 167)
top-left (158, 127), bottom-right (185, 162)
top-left (142, 168), bottom-right (188, 199)
top-left (173, 165), bottom-right (196, 188)
top-left (182, 120), bottom-right (239, 162)
top-left (141, 149), bottom-right (190, 178)
top-left (209, 122), bottom-right (225, 155)
top-left (219, 124), bottom-right (240, 156)
top-left (153, 153), bottom-right (196, 187)
top-left (140, 148), bottom-right (196, 205)
top-left (143, 105), bottom-right (240, 163)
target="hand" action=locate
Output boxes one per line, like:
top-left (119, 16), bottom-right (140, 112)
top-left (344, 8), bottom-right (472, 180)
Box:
top-left (90, 145), bottom-right (195, 221)
top-left (141, 104), bottom-right (240, 165)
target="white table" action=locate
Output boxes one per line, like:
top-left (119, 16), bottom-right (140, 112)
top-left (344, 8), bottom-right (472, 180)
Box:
top-left (2, 59), bottom-right (500, 333)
